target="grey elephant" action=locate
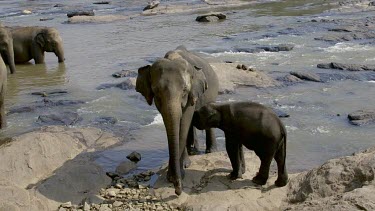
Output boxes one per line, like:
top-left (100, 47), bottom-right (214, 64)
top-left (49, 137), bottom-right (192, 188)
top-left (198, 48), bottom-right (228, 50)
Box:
top-left (0, 56), bottom-right (7, 129)
top-left (9, 26), bottom-right (65, 64)
top-left (136, 46), bottom-right (219, 195)
top-left (0, 26), bottom-right (16, 74)
top-left (193, 101), bottom-right (288, 187)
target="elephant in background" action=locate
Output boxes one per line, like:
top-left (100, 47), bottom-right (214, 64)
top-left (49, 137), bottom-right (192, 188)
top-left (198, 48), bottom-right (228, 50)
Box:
top-left (0, 26), bottom-right (16, 74)
top-left (0, 56), bottom-right (7, 129)
top-left (136, 46), bottom-right (219, 195)
top-left (9, 26), bottom-right (65, 64)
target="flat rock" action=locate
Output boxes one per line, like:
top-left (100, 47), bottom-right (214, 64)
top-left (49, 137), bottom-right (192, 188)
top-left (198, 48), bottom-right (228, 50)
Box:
top-left (67, 15), bottom-right (129, 24)
top-left (97, 78), bottom-right (136, 90)
top-left (348, 109), bottom-right (375, 126)
top-left (317, 62), bottom-right (375, 71)
top-left (154, 151), bottom-right (292, 210)
top-left (290, 71), bottom-right (321, 82)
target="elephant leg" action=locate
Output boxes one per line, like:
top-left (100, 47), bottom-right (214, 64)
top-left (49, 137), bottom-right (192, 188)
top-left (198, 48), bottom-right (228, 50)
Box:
top-left (0, 88), bottom-right (5, 129)
top-left (274, 142), bottom-right (288, 187)
top-left (187, 125), bottom-right (199, 155)
top-left (225, 137), bottom-right (242, 180)
top-left (205, 128), bottom-right (217, 153)
top-left (31, 43), bottom-right (45, 64)
top-left (182, 147), bottom-right (191, 168)
top-left (239, 145), bottom-right (246, 174)
top-left (252, 150), bottom-right (273, 186)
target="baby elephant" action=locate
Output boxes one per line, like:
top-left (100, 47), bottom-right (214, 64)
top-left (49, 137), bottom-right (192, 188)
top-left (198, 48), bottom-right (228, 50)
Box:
top-left (193, 101), bottom-right (288, 187)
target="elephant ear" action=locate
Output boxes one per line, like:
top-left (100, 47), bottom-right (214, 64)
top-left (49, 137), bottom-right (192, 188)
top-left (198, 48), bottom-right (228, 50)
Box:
top-left (136, 65), bottom-right (154, 106)
top-left (35, 32), bottom-right (45, 48)
top-left (188, 65), bottom-right (208, 106)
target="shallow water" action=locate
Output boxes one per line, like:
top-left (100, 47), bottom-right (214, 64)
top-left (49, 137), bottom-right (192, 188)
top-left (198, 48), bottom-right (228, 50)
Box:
top-left (1, 0), bottom-right (374, 174)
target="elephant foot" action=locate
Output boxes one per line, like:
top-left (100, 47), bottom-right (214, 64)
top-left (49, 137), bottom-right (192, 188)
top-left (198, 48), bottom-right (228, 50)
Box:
top-left (275, 174), bottom-right (288, 187)
top-left (252, 173), bottom-right (268, 186)
top-left (205, 145), bottom-right (218, 154)
top-left (187, 146), bottom-right (200, 155)
top-left (174, 179), bottom-right (183, 196)
top-left (228, 171), bottom-right (242, 180)
top-left (183, 157), bottom-right (191, 168)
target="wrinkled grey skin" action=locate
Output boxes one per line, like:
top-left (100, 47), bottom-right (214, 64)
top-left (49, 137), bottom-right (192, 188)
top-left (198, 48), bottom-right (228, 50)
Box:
top-left (9, 26), bottom-right (65, 64)
top-left (0, 27), bottom-right (16, 74)
top-left (0, 56), bottom-right (7, 129)
top-left (193, 102), bottom-right (288, 187)
top-left (136, 46), bottom-right (219, 195)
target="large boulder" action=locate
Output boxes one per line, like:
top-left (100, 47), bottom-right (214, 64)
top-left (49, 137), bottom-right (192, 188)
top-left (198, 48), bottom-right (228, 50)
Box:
top-left (283, 146), bottom-right (375, 210)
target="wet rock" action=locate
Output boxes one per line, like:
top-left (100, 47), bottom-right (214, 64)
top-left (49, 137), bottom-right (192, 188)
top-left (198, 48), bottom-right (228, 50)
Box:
top-left (40, 17), bottom-right (54, 21)
top-left (8, 99), bottom-right (85, 115)
top-left (272, 108), bottom-right (290, 118)
top-left (94, 117), bottom-right (117, 125)
top-left (348, 109), bottom-right (375, 126)
top-left (315, 32), bottom-right (375, 42)
top-left (278, 75), bottom-right (304, 85)
top-left (317, 62), bottom-right (375, 71)
top-left (97, 78), bottom-right (136, 90)
top-left (60, 201), bottom-right (72, 208)
top-left (37, 112), bottom-right (81, 126)
top-left (115, 160), bottom-right (137, 175)
top-left (317, 72), bottom-right (375, 82)
top-left (258, 44), bottom-right (294, 52)
top-left (106, 172), bottom-right (121, 180)
top-left (143, 1), bottom-right (160, 11)
top-left (8, 106), bottom-right (34, 114)
top-left (54, 4), bottom-right (64, 7)
top-left (196, 13), bottom-right (226, 22)
top-left (67, 9), bottom-right (95, 18)
top-left (93, 1), bottom-right (110, 4)
top-left (126, 151), bottom-right (141, 162)
top-left (290, 71), bottom-right (321, 82)
top-left (112, 70), bottom-right (137, 78)
top-left (370, 1), bottom-right (375, 6)
top-left (218, 89), bottom-right (236, 95)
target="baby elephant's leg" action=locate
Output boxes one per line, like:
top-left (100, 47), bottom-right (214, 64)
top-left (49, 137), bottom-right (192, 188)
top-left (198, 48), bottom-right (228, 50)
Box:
top-left (226, 137), bottom-right (242, 179)
top-left (274, 142), bottom-right (288, 187)
top-left (252, 151), bottom-right (273, 186)
top-left (239, 145), bottom-right (246, 174)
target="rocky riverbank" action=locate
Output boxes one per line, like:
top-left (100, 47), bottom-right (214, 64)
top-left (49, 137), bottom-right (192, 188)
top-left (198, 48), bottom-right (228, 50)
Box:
top-left (0, 126), bottom-right (374, 210)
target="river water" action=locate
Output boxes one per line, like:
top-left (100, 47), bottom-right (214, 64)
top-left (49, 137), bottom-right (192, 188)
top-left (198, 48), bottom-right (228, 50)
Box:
top-left (1, 0), bottom-right (374, 174)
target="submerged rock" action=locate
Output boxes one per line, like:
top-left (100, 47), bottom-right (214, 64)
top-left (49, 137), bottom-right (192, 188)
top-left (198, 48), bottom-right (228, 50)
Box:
top-left (348, 109), bottom-right (375, 126)
top-left (97, 78), bottom-right (136, 90)
top-left (196, 13), bottom-right (226, 22)
top-left (94, 116), bottom-right (117, 125)
top-left (112, 70), bottom-right (137, 78)
top-left (67, 10), bottom-right (95, 18)
top-left (115, 160), bottom-right (137, 175)
top-left (93, 1), bottom-right (110, 4)
top-left (37, 112), bottom-right (81, 126)
top-left (317, 62), bottom-right (375, 71)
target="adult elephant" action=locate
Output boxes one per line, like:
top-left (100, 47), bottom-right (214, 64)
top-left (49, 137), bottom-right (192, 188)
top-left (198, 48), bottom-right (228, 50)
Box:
top-left (0, 56), bottom-right (7, 129)
top-left (136, 46), bottom-right (219, 195)
top-left (9, 26), bottom-right (65, 64)
top-left (0, 27), bottom-right (16, 74)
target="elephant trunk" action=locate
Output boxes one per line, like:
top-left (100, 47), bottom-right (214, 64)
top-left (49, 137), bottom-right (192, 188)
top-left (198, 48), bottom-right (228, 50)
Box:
top-left (162, 101), bottom-right (183, 195)
top-left (7, 45), bottom-right (16, 74)
top-left (55, 44), bottom-right (65, 63)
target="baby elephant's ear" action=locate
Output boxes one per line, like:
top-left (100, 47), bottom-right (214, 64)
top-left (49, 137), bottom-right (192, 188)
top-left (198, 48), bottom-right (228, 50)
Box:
top-left (136, 65), bottom-right (154, 105)
top-left (189, 66), bottom-right (208, 106)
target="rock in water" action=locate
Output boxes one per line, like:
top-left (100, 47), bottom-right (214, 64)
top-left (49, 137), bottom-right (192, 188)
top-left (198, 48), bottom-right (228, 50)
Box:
top-left (196, 13), bottom-right (226, 22)
top-left (290, 71), bottom-right (321, 82)
top-left (126, 151), bottom-right (141, 162)
top-left (37, 112), bottom-right (81, 126)
top-left (143, 1), bottom-right (160, 11)
top-left (115, 160), bottom-right (137, 175)
top-left (67, 10), bottom-right (95, 18)
top-left (348, 109), bottom-right (375, 126)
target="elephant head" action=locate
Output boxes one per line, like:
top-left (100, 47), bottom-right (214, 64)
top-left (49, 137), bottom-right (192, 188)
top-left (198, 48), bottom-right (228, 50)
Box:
top-left (35, 28), bottom-right (65, 63)
top-left (193, 104), bottom-right (221, 130)
top-left (136, 55), bottom-right (208, 195)
top-left (0, 27), bottom-right (16, 74)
